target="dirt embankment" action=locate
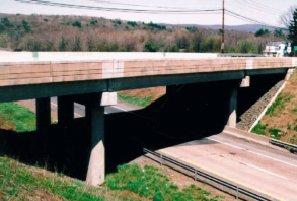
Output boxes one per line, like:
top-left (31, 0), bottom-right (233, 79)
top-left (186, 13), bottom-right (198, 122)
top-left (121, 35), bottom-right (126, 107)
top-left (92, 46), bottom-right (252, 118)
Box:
top-left (237, 80), bottom-right (284, 131)
top-left (252, 70), bottom-right (297, 144)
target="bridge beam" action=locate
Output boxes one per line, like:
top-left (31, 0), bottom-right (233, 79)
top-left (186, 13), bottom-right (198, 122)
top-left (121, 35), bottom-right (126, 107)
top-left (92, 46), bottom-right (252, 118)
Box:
top-left (36, 97), bottom-right (51, 133)
top-left (227, 87), bottom-right (238, 128)
top-left (85, 93), bottom-right (105, 186)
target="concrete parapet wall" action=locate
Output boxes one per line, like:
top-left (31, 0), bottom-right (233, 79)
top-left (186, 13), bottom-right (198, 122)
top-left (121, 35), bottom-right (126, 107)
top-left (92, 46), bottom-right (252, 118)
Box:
top-left (0, 52), bottom-right (295, 87)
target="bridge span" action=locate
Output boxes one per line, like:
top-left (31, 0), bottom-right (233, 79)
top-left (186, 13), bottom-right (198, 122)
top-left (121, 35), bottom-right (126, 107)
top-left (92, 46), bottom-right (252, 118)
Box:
top-left (0, 52), bottom-right (296, 186)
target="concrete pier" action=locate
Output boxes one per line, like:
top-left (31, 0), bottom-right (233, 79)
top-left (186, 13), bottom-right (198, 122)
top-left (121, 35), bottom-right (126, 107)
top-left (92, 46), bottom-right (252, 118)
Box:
top-left (85, 93), bottom-right (105, 186)
top-left (227, 87), bottom-right (238, 128)
top-left (58, 96), bottom-right (74, 126)
top-left (36, 97), bottom-right (51, 132)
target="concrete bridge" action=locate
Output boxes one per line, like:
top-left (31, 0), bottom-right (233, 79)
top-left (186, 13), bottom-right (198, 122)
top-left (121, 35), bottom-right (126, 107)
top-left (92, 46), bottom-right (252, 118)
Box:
top-left (0, 52), bottom-right (296, 186)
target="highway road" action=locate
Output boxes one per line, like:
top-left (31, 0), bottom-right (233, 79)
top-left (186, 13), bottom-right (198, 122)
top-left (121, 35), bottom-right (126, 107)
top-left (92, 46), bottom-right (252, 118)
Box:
top-left (159, 132), bottom-right (297, 201)
top-left (17, 97), bottom-right (138, 120)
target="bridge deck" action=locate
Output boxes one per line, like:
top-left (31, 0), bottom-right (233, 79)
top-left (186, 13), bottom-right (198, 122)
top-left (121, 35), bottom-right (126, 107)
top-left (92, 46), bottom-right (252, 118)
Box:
top-left (0, 52), bottom-right (296, 87)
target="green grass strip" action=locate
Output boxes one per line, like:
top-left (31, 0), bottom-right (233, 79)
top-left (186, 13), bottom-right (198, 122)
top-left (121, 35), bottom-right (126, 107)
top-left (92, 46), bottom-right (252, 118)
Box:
top-left (106, 163), bottom-right (224, 201)
top-left (118, 94), bottom-right (153, 108)
top-left (0, 103), bottom-right (36, 132)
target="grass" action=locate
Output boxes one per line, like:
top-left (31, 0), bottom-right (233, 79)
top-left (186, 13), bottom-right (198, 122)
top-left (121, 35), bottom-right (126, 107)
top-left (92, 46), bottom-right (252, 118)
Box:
top-left (0, 157), bottom-right (225, 201)
top-left (106, 163), bottom-right (224, 201)
top-left (266, 93), bottom-right (292, 117)
top-left (268, 128), bottom-right (286, 140)
top-left (0, 156), bottom-right (105, 201)
top-left (0, 103), bottom-right (36, 132)
top-left (118, 93), bottom-right (153, 108)
top-left (251, 123), bottom-right (266, 135)
top-left (251, 70), bottom-right (297, 145)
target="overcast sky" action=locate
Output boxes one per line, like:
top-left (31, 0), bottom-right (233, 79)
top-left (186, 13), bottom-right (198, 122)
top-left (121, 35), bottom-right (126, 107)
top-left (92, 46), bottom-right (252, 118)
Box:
top-left (1, 0), bottom-right (296, 26)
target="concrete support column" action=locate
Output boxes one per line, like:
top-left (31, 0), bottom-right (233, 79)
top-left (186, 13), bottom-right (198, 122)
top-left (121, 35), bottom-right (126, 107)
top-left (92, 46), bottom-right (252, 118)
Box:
top-left (36, 97), bottom-right (51, 133)
top-left (85, 93), bottom-right (105, 186)
top-left (166, 85), bottom-right (176, 97)
top-left (58, 96), bottom-right (74, 126)
top-left (227, 87), bottom-right (237, 127)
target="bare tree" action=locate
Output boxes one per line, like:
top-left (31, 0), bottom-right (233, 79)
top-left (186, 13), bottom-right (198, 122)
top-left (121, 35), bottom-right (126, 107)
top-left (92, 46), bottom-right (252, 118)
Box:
top-left (281, 6), bottom-right (297, 28)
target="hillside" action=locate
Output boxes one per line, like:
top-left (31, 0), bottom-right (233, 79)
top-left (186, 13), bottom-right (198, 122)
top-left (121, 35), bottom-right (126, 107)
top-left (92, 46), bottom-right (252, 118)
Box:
top-left (0, 13), bottom-right (282, 53)
top-left (252, 70), bottom-right (297, 145)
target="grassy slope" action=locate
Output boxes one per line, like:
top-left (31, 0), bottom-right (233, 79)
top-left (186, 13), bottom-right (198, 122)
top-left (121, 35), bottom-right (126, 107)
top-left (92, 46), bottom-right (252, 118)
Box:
top-left (118, 87), bottom-right (166, 108)
top-left (252, 70), bottom-right (297, 144)
top-left (0, 103), bottom-right (35, 132)
top-left (0, 103), bottom-right (225, 200)
top-left (0, 156), bottom-right (105, 201)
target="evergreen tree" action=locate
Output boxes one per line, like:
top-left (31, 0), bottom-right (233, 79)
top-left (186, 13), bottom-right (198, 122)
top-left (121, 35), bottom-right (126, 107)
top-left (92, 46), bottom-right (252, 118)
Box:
top-left (288, 8), bottom-right (297, 48)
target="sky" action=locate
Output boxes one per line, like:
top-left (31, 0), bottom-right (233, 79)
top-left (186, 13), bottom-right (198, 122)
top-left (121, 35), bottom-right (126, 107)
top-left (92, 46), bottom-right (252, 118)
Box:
top-left (0, 0), bottom-right (296, 27)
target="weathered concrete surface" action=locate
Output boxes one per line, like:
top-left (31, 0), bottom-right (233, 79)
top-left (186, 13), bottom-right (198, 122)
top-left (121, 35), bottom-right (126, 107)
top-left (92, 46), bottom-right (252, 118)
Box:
top-left (227, 87), bottom-right (237, 127)
top-left (0, 52), bottom-right (295, 87)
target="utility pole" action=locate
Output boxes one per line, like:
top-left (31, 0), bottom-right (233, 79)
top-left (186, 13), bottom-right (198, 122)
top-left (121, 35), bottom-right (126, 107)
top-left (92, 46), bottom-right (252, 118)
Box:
top-left (221, 0), bottom-right (225, 54)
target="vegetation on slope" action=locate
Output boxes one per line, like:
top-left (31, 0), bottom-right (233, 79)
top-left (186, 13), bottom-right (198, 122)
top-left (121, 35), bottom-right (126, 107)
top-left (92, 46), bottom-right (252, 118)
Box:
top-left (0, 102), bottom-right (35, 132)
top-left (0, 156), bottom-right (105, 201)
top-left (252, 70), bottom-right (297, 144)
top-left (118, 94), bottom-right (152, 108)
top-left (0, 13), bottom-right (283, 53)
top-left (106, 163), bottom-right (224, 201)
top-left (118, 87), bottom-right (166, 108)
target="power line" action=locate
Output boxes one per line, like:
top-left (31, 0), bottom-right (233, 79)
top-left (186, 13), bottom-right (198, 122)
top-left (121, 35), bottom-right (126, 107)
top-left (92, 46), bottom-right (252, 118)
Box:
top-left (232, 0), bottom-right (283, 16)
top-left (242, 0), bottom-right (286, 14)
top-left (225, 9), bottom-right (285, 29)
top-left (88, 0), bottom-right (194, 10)
top-left (15, 0), bottom-right (222, 14)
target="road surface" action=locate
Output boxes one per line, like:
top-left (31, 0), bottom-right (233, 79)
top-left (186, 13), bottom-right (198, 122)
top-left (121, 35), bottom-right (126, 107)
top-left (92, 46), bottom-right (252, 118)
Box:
top-left (159, 132), bottom-right (297, 201)
top-left (17, 97), bottom-right (139, 120)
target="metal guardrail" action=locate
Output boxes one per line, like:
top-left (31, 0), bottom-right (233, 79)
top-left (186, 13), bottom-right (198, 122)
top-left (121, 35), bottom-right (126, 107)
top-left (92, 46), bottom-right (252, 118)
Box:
top-left (143, 148), bottom-right (271, 201)
top-left (270, 138), bottom-right (297, 153)
top-left (218, 53), bottom-right (263, 57)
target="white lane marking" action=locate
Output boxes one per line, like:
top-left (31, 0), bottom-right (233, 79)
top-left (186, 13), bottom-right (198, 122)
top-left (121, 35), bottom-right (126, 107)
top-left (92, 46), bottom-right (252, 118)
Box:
top-left (209, 137), bottom-right (297, 168)
top-left (50, 102), bottom-right (82, 117)
top-left (240, 162), bottom-right (288, 180)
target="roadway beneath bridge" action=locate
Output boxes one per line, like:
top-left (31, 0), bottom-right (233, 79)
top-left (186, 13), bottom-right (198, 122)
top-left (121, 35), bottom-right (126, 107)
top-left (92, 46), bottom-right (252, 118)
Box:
top-left (158, 131), bottom-right (297, 201)
top-left (17, 98), bottom-right (139, 121)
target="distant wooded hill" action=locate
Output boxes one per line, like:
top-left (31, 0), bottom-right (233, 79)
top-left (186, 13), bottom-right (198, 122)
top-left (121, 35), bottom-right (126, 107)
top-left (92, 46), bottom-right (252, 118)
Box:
top-left (0, 13), bottom-right (284, 53)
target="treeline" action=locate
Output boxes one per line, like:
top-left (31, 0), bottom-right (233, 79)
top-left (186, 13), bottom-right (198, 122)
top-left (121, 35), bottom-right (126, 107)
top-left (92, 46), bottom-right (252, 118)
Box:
top-left (0, 14), bottom-right (284, 53)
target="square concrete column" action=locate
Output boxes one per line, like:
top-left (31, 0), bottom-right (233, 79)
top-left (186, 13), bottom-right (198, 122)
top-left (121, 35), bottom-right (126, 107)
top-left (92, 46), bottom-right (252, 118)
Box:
top-left (36, 97), bottom-right (51, 133)
top-left (58, 96), bottom-right (74, 126)
top-left (85, 94), bottom-right (105, 186)
top-left (227, 87), bottom-right (237, 128)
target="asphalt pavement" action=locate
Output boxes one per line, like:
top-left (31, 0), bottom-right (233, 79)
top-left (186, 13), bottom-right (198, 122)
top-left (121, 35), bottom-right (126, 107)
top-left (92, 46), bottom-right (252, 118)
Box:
top-left (159, 132), bottom-right (297, 201)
